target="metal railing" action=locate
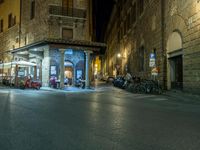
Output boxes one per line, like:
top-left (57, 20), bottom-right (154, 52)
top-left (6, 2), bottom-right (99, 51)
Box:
top-left (49, 5), bottom-right (86, 19)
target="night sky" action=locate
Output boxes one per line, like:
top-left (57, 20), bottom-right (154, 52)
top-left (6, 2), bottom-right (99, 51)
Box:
top-left (93, 0), bottom-right (115, 42)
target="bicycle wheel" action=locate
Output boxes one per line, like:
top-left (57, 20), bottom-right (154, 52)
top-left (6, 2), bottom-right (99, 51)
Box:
top-left (138, 85), bottom-right (146, 94)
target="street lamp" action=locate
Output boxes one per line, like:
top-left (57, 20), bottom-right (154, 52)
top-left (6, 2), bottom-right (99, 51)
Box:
top-left (117, 52), bottom-right (127, 59)
top-left (116, 52), bottom-right (128, 75)
top-left (117, 53), bottom-right (121, 58)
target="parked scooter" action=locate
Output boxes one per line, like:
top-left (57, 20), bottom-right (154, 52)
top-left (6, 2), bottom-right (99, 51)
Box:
top-left (113, 76), bottom-right (125, 88)
top-left (20, 76), bottom-right (41, 90)
top-left (75, 77), bottom-right (85, 89)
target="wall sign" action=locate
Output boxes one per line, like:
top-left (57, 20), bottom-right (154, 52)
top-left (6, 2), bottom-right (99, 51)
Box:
top-left (65, 49), bottom-right (73, 55)
top-left (149, 53), bottom-right (156, 67)
top-left (50, 66), bottom-right (56, 75)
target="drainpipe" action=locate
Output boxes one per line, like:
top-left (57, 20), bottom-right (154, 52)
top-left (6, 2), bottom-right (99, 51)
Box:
top-left (19, 0), bottom-right (22, 48)
top-left (161, 0), bottom-right (166, 89)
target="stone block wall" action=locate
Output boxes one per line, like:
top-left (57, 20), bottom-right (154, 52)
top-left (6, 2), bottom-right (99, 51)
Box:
top-left (164, 0), bottom-right (200, 94)
top-left (20, 0), bottom-right (91, 43)
top-left (0, 25), bottom-right (20, 62)
top-left (105, 0), bottom-right (200, 94)
top-left (105, 0), bottom-right (163, 81)
top-left (128, 0), bottom-right (162, 79)
top-left (20, 0), bottom-right (49, 46)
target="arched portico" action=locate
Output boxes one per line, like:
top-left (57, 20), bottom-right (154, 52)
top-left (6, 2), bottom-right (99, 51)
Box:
top-left (59, 48), bottom-right (92, 89)
top-left (64, 60), bottom-right (74, 85)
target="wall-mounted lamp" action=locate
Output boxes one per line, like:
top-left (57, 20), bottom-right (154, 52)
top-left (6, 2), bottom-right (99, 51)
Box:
top-left (117, 53), bottom-right (126, 59)
top-left (117, 53), bottom-right (121, 58)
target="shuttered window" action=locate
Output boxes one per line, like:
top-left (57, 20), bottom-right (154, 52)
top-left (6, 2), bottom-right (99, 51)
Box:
top-left (62, 28), bottom-right (73, 40)
top-left (0, 19), bottom-right (3, 32)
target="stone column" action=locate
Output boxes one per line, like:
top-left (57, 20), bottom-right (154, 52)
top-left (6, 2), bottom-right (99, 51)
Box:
top-left (84, 51), bottom-right (92, 88)
top-left (60, 49), bottom-right (65, 89)
top-left (34, 66), bottom-right (37, 80)
top-left (15, 64), bottom-right (19, 87)
top-left (42, 47), bottom-right (50, 87)
top-left (73, 68), bottom-right (76, 85)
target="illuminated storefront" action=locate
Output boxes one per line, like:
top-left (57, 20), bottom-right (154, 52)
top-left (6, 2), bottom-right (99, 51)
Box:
top-left (11, 39), bottom-right (106, 88)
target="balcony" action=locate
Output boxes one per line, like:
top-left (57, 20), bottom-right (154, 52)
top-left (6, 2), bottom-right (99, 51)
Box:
top-left (49, 5), bottom-right (86, 20)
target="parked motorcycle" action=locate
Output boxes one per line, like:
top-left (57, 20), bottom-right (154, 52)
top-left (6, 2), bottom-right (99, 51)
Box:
top-left (75, 78), bottom-right (85, 89)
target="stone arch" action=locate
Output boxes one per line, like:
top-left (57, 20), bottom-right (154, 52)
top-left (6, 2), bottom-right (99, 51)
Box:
top-left (166, 31), bottom-right (183, 90)
top-left (165, 12), bottom-right (187, 48)
top-left (167, 30), bottom-right (183, 53)
top-left (64, 60), bottom-right (74, 85)
top-left (64, 60), bottom-right (74, 67)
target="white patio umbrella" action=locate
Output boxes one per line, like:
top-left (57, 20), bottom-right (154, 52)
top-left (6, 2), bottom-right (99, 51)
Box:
top-left (0, 61), bottom-right (36, 69)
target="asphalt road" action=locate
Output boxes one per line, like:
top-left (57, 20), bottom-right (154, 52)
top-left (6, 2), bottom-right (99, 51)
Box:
top-left (0, 87), bottom-right (200, 150)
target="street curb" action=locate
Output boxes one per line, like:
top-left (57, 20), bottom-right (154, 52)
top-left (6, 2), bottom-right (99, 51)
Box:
top-left (163, 90), bottom-right (200, 105)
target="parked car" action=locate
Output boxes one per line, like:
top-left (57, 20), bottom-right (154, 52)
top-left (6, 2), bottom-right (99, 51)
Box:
top-left (101, 74), bottom-right (115, 83)
top-left (106, 76), bottom-right (115, 83)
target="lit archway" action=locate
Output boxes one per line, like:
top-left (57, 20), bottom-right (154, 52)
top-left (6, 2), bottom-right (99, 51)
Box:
top-left (167, 31), bottom-right (182, 53)
top-left (64, 60), bottom-right (74, 86)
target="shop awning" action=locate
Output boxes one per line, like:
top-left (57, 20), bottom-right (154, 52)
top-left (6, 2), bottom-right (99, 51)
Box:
top-left (11, 38), bottom-right (107, 54)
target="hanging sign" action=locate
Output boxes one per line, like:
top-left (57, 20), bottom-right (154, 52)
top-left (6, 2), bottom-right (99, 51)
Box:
top-left (65, 49), bottom-right (73, 55)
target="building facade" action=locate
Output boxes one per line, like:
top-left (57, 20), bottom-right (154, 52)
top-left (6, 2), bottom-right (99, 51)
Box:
top-left (0, 0), bottom-right (105, 88)
top-left (0, 0), bottom-right (20, 61)
top-left (104, 0), bottom-right (200, 94)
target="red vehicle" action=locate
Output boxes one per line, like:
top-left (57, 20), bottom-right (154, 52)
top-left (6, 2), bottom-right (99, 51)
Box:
top-left (23, 77), bottom-right (41, 90)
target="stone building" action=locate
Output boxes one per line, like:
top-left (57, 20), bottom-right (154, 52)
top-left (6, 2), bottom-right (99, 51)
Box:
top-left (104, 0), bottom-right (200, 94)
top-left (0, 0), bottom-right (106, 88)
top-left (0, 0), bottom-right (20, 62)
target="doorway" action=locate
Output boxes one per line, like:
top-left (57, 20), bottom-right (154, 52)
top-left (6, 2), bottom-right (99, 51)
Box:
top-left (167, 31), bottom-right (183, 90)
top-left (169, 55), bottom-right (183, 90)
top-left (64, 61), bottom-right (73, 86)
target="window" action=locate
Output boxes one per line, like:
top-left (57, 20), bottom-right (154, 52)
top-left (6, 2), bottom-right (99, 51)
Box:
top-left (62, 28), bottom-right (73, 39)
top-left (77, 0), bottom-right (85, 8)
top-left (131, 3), bottom-right (136, 24)
top-left (138, 0), bottom-right (144, 16)
top-left (122, 22), bottom-right (125, 36)
top-left (139, 46), bottom-right (145, 72)
top-left (8, 14), bottom-right (16, 28)
top-left (13, 16), bottom-right (16, 25)
top-left (8, 13), bottom-right (12, 28)
top-left (62, 0), bottom-right (73, 8)
top-left (127, 11), bottom-right (131, 31)
top-left (117, 31), bottom-right (120, 42)
top-left (30, 0), bottom-right (35, 20)
top-left (62, 0), bottom-right (73, 16)
top-left (0, 0), bottom-right (4, 4)
top-left (124, 19), bottom-right (127, 34)
top-left (0, 19), bottom-right (3, 32)
top-left (120, 27), bottom-right (123, 39)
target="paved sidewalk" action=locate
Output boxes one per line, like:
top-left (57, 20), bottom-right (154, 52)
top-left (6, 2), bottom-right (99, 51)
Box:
top-left (1, 82), bottom-right (200, 104)
top-left (163, 90), bottom-right (200, 104)
top-left (40, 86), bottom-right (95, 93)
